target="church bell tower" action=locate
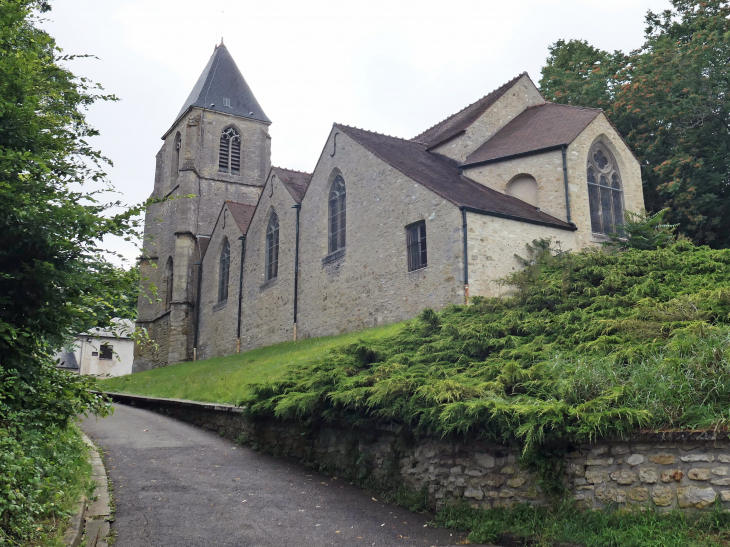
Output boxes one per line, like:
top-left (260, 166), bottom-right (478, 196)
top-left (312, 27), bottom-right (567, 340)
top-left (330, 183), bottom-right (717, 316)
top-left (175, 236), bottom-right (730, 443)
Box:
top-left (133, 41), bottom-right (271, 371)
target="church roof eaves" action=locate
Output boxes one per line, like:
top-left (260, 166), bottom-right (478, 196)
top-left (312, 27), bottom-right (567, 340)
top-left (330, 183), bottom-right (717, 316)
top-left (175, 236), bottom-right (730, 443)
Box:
top-left (411, 73), bottom-right (534, 148)
top-left (162, 44), bottom-right (270, 139)
top-left (335, 124), bottom-right (574, 231)
top-left (271, 166), bottom-right (312, 204)
top-left (462, 102), bottom-right (602, 167)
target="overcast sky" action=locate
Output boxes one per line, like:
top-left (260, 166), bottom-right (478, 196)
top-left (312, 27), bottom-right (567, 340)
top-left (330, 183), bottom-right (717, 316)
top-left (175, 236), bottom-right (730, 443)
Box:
top-left (42, 0), bottom-right (671, 264)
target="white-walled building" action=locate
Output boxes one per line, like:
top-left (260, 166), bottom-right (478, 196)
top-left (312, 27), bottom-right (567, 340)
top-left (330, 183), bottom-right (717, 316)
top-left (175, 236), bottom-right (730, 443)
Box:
top-left (56, 319), bottom-right (135, 377)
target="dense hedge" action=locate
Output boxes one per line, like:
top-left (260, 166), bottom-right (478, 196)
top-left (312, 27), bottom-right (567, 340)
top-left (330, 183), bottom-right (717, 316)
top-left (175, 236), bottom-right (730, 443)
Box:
top-left (243, 241), bottom-right (730, 449)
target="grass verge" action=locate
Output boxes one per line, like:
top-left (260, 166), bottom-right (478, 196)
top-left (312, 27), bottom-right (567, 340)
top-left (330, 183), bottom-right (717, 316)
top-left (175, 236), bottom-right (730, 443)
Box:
top-left (434, 501), bottom-right (730, 547)
top-left (99, 322), bottom-right (403, 404)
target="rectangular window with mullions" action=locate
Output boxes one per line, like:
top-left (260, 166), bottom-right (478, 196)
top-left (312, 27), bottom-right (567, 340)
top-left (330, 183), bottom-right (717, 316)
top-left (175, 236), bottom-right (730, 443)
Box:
top-left (406, 221), bottom-right (427, 272)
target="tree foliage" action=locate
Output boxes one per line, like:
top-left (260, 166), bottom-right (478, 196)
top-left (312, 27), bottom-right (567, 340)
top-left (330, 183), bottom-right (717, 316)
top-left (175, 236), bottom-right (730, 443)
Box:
top-left (540, 0), bottom-right (730, 248)
top-left (0, 1), bottom-right (143, 542)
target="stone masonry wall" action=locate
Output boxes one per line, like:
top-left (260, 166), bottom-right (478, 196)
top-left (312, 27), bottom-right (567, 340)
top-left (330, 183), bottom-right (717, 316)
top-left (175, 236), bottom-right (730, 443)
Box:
top-left (109, 393), bottom-right (730, 514)
top-left (430, 74), bottom-right (544, 163)
top-left (238, 170), bottom-right (300, 351)
top-left (135, 107), bottom-right (268, 369)
top-left (466, 212), bottom-right (577, 298)
top-left (295, 129), bottom-right (465, 340)
top-left (463, 150), bottom-right (568, 224)
top-left (566, 114), bottom-right (645, 251)
top-left (197, 204), bottom-right (246, 360)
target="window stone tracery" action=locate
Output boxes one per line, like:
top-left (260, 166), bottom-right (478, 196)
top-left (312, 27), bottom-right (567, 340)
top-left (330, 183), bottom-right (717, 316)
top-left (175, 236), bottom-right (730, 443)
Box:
top-left (587, 142), bottom-right (624, 235)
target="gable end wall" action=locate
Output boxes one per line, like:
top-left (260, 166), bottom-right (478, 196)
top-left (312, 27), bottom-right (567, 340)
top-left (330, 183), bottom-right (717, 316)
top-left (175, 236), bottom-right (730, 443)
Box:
top-left (296, 130), bottom-right (465, 339)
top-left (430, 76), bottom-right (545, 163)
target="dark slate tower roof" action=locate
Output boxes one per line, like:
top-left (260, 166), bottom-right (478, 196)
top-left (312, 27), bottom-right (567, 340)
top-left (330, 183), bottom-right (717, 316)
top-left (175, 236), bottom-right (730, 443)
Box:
top-left (171, 42), bottom-right (270, 133)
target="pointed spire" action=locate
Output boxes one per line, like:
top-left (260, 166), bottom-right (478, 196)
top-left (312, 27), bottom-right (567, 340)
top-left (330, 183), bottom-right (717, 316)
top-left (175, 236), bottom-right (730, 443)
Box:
top-left (174, 43), bottom-right (270, 129)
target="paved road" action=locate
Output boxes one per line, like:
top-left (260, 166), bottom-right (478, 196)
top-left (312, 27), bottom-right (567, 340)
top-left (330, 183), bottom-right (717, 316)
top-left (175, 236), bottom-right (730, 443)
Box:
top-left (80, 405), bottom-right (484, 547)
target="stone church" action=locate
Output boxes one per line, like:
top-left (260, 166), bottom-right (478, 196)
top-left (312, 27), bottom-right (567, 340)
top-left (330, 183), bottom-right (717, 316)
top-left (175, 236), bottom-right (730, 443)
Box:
top-left (133, 42), bottom-right (645, 371)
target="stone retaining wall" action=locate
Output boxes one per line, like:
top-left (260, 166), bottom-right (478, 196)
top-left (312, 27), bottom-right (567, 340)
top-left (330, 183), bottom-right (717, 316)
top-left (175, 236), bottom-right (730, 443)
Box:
top-left (107, 392), bottom-right (730, 512)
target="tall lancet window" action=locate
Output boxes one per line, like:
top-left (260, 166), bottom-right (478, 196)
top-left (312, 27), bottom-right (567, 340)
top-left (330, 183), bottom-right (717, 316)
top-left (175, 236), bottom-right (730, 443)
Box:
top-left (266, 213), bottom-right (279, 281)
top-left (219, 127), bottom-right (241, 174)
top-left (328, 175), bottom-right (346, 253)
top-left (587, 142), bottom-right (624, 235)
top-left (218, 238), bottom-right (230, 302)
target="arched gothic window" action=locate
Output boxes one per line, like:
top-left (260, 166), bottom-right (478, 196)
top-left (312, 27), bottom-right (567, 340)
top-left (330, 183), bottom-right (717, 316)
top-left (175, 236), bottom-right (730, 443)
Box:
top-left (172, 132), bottom-right (181, 181)
top-left (587, 142), bottom-right (624, 235)
top-left (164, 257), bottom-right (174, 311)
top-left (219, 127), bottom-right (241, 174)
top-left (266, 213), bottom-right (279, 281)
top-left (328, 175), bottom-right (346, 253)
top-left (218, 238), bottom-right (230, 302)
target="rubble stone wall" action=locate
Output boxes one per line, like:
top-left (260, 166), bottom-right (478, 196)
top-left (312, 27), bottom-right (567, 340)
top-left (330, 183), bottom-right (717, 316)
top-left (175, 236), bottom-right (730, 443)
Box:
top-left (109, 393), bottom-right (730, 513)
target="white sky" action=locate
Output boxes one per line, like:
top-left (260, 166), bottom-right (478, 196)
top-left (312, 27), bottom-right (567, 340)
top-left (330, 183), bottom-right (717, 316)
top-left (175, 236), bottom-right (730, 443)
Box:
top-left (42, 0), bottom-right (671, 264)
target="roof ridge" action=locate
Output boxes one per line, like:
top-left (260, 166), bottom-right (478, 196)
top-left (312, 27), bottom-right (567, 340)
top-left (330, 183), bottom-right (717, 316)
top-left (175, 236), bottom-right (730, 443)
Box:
top-left (272, 166), bottom-right (312, 175)
top-left (412, 73), bottom-right (525, 141)
top-left (539, 101), bottom-right (604, 112)
top-left (336, 123), bottom-right (423, 146)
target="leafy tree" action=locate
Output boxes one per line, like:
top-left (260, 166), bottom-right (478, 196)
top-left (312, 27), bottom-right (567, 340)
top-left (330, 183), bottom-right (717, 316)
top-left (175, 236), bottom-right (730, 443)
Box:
top-left (0, 0), bottom-right (142, 374)
top-left (0, 1), bottom-right (144, 541)
top-left (540, 0), bottom-right (730, 247)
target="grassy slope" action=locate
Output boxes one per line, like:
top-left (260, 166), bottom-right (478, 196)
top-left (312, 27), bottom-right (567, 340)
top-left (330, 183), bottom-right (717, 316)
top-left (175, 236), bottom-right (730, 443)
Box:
top-left (100, 322), bottom-right (403, 404)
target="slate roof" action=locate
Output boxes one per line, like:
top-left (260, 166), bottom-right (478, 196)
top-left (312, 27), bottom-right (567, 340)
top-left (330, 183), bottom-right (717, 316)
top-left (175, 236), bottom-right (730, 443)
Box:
top-left (463, 103), bottom-right (601, 166)
top-left (200, 201), bottom-right (256, 260)
top-left (412, 73), bottom-right (529, 148)
top-left (170, 43), bottom-right (269, 135)
top-left (226, 201), bottom-right (256, 234)
top-left (336, 124), bottom-right (574, 230)
top-left (271, 167), bottom-right (312, 204)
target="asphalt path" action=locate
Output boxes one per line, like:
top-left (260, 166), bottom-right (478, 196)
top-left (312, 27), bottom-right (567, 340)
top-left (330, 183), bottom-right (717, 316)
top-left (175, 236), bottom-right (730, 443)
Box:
top-left (80, 405), bottom-right (488, 547)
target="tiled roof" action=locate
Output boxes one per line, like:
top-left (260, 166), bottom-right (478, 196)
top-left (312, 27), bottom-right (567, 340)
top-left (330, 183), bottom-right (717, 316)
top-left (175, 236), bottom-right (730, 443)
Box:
top-left (166, 43), bottom-right (269, 137)
top-left (464, 103), bottom-right (601, 165)
top-left (336, 124), bottom-right (573, 230)
top-left (226, 201), bottom-right (256, 234)
top-left (200, 201), bottom-right (256, 261)
top-left (411, 73), bottom-right (527, 148)
top-left (272, 167), bottom-right (312, 204)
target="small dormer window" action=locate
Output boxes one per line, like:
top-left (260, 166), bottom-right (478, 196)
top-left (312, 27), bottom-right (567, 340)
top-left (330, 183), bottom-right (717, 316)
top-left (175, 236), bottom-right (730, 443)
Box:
top-left (223, 98), bottom-right (231, 107)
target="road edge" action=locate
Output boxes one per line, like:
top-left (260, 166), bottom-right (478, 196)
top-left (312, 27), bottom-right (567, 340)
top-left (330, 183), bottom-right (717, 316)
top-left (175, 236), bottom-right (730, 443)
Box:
top-left (64, 432), bottom-right (112, 547)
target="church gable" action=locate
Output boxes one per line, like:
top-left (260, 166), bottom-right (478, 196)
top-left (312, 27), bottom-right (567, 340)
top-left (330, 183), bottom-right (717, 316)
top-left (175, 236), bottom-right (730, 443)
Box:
top-left (336, 124), bottom-right (572, 230)
top-left (414, 73), bottom-right (545, 163)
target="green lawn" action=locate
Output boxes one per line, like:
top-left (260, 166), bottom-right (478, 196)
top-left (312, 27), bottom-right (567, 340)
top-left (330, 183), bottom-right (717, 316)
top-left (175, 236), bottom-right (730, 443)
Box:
top-left (99, 322), bottom-right (404, 404)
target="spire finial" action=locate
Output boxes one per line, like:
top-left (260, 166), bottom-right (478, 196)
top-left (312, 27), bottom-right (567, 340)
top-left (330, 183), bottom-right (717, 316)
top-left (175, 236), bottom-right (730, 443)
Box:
top-left (220, 36), bottom-right (225, 46)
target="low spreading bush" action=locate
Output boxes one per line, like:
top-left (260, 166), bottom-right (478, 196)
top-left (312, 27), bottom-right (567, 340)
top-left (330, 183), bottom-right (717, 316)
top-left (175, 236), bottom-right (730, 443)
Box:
top-left (243, 241), bottom-right (730, 450)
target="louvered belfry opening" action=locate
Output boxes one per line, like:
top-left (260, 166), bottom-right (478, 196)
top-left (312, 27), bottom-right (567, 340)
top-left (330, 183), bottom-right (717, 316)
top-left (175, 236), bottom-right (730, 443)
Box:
top-left (219, 127), bottom-right (242, 174)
